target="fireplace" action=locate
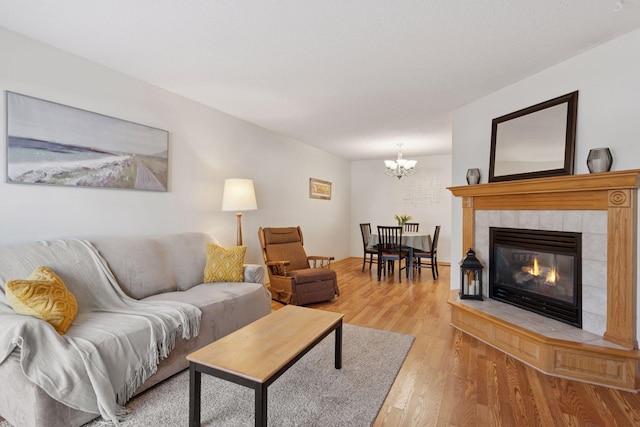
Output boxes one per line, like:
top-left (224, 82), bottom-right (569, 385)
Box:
top-left (449, 171), bottom-right (640, 389)
top-left (489, 227), bottom-right (582, 327)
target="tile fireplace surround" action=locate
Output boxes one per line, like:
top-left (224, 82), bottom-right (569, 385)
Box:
top-left (449, 170), bottom-right (640, 391)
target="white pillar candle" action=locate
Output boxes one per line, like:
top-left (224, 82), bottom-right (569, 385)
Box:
top-left (471, 280), bottom-right (478, 295)
top-left (592, 157), bottom-right (607, 173)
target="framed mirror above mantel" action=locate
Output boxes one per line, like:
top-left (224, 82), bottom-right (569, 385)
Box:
top-left (489, 91), bottom-right (579, 182)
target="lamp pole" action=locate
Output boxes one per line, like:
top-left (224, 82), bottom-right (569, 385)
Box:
top-left (221, 179), bottom-right (257, 247)
top-left (235, 211), bottom-right (243, 246)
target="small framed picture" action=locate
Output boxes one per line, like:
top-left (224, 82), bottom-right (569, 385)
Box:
top-left (309, 178), bottom-right (331, 200)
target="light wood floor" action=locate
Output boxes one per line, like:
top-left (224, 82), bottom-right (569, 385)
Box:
top-left (272, 257), bottom-right (640, 427)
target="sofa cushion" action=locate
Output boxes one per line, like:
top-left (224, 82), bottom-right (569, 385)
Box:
top-left (204, 244), bottom-right (246, 282)
top-left (92, 237), bottom-right (177, 299)
top-left (262, 227), bottom-right (310, 271)
top-left (262, 227), bottom-right (301, 244)
top-left (288, 267), bottom-right (336, 285)
top-left (155, 233), bottom-right (211, 291)
top-left (267, 242), bottom-right (310, 271)
top-left (144, 281), bottom-right (271, 344)
top-left (5, 266), bottom-right (78, 334)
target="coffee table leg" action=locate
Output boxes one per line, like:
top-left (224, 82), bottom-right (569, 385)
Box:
top-left (335, 320), bottom-right (342, 369)
top-left (189, 363), bottom-right (201, 427)
top-left (255, 383), bottom-right (267, 427)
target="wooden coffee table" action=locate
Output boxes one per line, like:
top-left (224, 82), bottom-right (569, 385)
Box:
top-left (187, 305), bottom-right (344, 427)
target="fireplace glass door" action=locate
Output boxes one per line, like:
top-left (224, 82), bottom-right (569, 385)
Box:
top-left (489, 227), bottom-right (581, 327)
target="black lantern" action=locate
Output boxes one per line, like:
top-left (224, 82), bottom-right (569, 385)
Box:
top-left (460, 248), bottom-right (484, 300)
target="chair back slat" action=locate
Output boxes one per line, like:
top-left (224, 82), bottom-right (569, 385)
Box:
top-left (431, 225), bottom-right (441, 254)
top-left (404, 223), bottom-right (419, 232)
top-left (360, 223), bottom-right (372, 247)
top-left (377, 226), bottom-right (403, 251)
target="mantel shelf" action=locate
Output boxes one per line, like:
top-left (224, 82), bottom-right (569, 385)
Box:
top-left (448, 169), bottom-right (640, 198)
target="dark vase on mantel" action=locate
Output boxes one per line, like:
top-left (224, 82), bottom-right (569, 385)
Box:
top-left (587, 147), bottom-right (613, 173)
top-left (466, 168), bottom-right (481, 185)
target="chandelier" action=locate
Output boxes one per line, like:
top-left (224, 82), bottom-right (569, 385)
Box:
top-left (384, 143), bottom-right (417, 179)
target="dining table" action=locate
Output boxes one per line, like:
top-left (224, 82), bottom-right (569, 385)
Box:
top-left (369, 231), bottom-right (432, 280)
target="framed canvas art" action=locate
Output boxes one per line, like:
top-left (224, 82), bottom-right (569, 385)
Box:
top-left (5, 91), bottom-right (169, 191)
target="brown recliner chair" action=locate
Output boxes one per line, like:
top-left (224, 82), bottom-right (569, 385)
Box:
top-left (258, 226), bottom-right (339, 305)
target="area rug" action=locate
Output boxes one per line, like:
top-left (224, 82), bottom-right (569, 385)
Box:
top-left (76, 323), bottom-right (413, 426)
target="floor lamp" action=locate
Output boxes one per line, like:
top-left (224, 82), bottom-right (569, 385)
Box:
top-left (221, 178), bottom-right (257, 246)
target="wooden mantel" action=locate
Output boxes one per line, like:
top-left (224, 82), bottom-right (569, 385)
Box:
top-left (448, 170), bottom-right (640, 390)
top-left (449, 169), bottom-right (640, 197)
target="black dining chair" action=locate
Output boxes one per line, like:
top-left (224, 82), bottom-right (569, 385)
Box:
top-left (404, 223), bottom-right (419, 232)
top-left (414, 225), bottom-right (441, 280)
top-left (359, 223), bottom-right (378, 272)
top-left (376, 226), bottom-right (409, 282)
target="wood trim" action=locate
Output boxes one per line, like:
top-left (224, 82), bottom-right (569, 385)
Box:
top-left (449, 170), bottom-right (640, 386)
top-left (472, 191), bottom-right (609, 211)
top-left (449, 293), bottom-right (640, 391)
top-left (450, 172), bottom-right (639, 211)
top-left (461, 196), bottom-right (474, 256)
top-left (605, 189), bottom-right (638, 349)
top-left (449, 170), bottom-right (640, 198)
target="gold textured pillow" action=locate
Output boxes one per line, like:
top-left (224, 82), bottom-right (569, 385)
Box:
top-left (5, 266), bottom-right (78, 335)
top-left (204, 243), bottom-right (246, 283)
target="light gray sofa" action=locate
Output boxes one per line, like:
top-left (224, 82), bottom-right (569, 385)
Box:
top-left (0, 232), bottom-right (272, 427)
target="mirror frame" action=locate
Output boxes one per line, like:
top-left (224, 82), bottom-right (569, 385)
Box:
top-left (488, 91), bottom-right (578, 183)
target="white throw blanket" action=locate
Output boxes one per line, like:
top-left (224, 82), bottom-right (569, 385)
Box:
top-left (0, 239), bottom-right (201, 425)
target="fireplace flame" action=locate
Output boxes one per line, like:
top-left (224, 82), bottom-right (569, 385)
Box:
top-left (527, 258), bottom-right (540, 276)
top-left (545, 267), bottom-right (559, 286)
top-left (544, 267), bottom-right (560, 286)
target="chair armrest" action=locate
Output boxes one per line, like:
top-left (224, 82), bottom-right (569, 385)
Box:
top-left (266, 260), bottom-right (290, 276)
top-left (307, 255), bottom-right (334, 268)
top-left (243, 264), bottom-right (265, 284)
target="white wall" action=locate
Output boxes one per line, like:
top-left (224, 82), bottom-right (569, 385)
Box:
top-left (0, 28), bottom-right (351, 265)
top-left (450, 25), bottom-right (640, 331)
top-left (350, 154), bottom-right (452, 263)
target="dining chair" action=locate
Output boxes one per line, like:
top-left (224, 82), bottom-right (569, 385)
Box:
top-left (359, 223), bottom-right (378, 272)
top-left (414, 225), bottom-right (441, 280)
top-left (404, 223), bottom-right (419, 232)
top-left (376, 226), bottom-right (409, 282)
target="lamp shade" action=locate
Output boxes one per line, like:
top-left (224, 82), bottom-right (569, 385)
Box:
top-left (221, 179), bottom-right (257, 211)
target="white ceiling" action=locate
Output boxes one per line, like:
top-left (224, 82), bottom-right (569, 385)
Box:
top-left (1, 0), bottom-right (639, 161)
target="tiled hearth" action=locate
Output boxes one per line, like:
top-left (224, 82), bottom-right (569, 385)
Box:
top-left (448, 171), bottom-right (640, 390)
top-left (456, 297), bottom-right (626, 350)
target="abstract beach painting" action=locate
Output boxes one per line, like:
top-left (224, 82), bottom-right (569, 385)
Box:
top-left (6, 92), bottom-right (169, 191)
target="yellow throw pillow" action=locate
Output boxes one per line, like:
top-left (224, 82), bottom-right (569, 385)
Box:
top-left (5, 266), bottom-right (78, 335)
top-left (204, 243), bottom-right (246, 283)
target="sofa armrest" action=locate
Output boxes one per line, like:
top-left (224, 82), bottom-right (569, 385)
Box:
top-left (243, 264), bottom-right (265, 284)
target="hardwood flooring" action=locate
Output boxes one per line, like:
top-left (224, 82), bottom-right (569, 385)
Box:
top-left (272, 257), bottom-right (640, 427)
